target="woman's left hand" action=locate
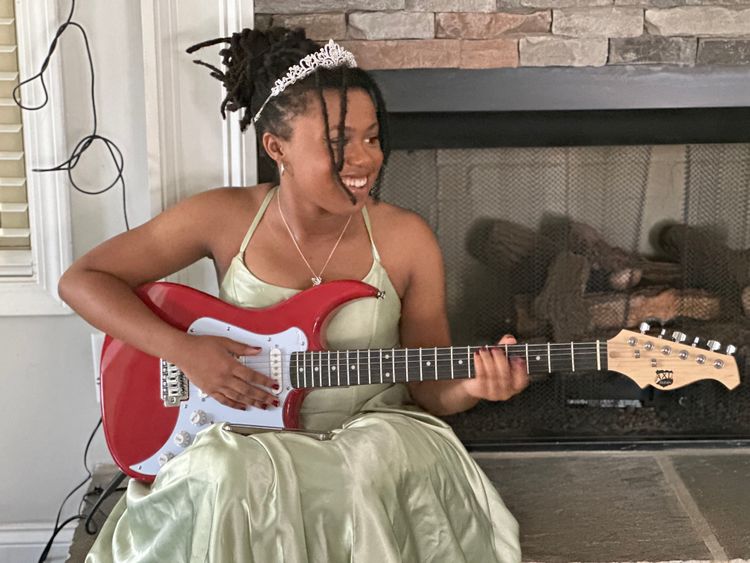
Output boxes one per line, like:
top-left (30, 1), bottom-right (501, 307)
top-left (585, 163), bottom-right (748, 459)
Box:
top-left (462, 334), bottom-right (529, 401)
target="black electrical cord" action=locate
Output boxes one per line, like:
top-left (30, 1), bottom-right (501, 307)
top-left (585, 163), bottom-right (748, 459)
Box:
top-left (13, 0), bottom-right (130, 230)
top-left (23, 2), bottom-right (134, 557)
top-left (37, 417), bottom-right (102, 563)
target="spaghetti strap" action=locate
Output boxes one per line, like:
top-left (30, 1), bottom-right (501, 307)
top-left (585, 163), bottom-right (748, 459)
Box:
top-left (361, 206), bottom-right (381, 262)
top-left (239, 186), bottom-right (278, 253)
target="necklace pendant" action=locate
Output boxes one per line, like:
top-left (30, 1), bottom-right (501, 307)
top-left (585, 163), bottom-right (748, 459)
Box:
top-left (311, 276), bottom-right (323, 286)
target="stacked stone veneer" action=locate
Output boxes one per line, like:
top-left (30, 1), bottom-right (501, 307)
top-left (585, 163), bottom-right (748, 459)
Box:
top-left (255, 0), bottom-right (750, 68)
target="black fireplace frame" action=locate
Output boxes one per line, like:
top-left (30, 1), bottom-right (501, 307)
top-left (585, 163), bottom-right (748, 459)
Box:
top-left (371, 66), bottom-right (750, 149)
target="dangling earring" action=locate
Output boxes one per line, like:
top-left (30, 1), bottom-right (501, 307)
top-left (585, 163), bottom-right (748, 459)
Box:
top-left (279, 162), bottom-right (286, 176)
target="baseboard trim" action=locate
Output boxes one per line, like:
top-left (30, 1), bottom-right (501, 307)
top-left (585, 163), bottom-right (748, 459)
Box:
top-left (0, 522), bottom-right (74, 561)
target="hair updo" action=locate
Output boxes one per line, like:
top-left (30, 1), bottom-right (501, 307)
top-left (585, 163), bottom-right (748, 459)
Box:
top-left (187, 27), bottom-right (390, 202)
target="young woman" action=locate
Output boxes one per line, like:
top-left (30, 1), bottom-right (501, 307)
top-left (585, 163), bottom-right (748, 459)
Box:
top-left (59, 27), bottom-right (528, 562)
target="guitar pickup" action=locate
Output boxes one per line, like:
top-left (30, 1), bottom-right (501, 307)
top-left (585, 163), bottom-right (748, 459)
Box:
top-left (161, 360), bottom-right (189, 406)
top-left (269, 347), bottom-right (283, 395)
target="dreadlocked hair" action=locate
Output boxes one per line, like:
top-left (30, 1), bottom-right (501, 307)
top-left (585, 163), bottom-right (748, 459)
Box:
top-left (186, 27), bottom-right (391, 202)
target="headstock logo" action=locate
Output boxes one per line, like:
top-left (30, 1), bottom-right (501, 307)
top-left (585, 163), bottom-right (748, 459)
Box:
top-left (655, 369), bottom-right (674, 388)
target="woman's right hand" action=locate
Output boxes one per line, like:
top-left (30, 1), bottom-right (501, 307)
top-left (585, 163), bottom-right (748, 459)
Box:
top-left (172, 334), bottom-right (280, 410)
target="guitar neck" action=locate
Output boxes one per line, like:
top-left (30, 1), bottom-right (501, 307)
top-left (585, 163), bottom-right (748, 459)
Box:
top-left (290, 341), bottom-right (609, 389)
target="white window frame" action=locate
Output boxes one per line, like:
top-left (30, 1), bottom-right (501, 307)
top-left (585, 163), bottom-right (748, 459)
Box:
top-left (0, 1), bottom-right (72, 316)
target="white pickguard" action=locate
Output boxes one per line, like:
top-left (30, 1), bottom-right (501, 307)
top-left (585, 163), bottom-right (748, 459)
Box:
top-left (131, 318), bottom-right (308, 477)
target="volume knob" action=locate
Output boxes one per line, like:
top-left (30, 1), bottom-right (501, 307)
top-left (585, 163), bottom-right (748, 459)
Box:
top-left (158, 452), bottom-right (175, 466)
top-left (174, 431), bottom-right (192, 448)
top-left (190, 410), bottom-right (209, 426)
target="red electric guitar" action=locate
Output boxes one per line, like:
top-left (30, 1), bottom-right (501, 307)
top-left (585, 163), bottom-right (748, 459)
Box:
top-left (100, 281), bottom-right (741, 482)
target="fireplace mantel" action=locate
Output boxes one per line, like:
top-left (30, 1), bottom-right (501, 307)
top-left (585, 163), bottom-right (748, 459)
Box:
top-left (371, 66), bottom-right (750, 149)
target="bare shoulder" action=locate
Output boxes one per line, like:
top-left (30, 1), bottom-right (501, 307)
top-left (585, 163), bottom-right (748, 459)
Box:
top-left (366, 200), bottom-right (437, 249)
top-left (183, 183), bottom-right (272, 218)
top-left (366, 200), bottom-right (442, 295)
top-left (180, 183), bottom-right (274, 262)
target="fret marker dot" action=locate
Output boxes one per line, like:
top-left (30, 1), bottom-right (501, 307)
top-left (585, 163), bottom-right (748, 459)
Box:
top-left (535, 355), bottom-right (541, 361)
top-left (385, 354), bottom-right (390, 359)
top-left (426, 361), bottom-right (431, 366)
top-left (299, 368), bottom-right (303, 373)
top-left (314, 367), bottom-right (319, 372)
top-left (386, 372), bottom-right (391, 378)
top-left (350, 365), bottom-right (355, 370)
top-left (332, 366), bottom-right (336, 371)
top-left (458, 360), bottom-right (464, 365)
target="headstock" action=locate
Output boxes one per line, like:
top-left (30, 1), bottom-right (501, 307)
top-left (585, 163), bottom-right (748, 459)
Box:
top-left (607, 327), bottom-right (741, 390)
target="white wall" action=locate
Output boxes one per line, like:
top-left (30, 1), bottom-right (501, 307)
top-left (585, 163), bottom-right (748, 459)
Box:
top-left (0, 0), bottom-right (148, 533)
top-left (0, 3), bottom-right (256, 559)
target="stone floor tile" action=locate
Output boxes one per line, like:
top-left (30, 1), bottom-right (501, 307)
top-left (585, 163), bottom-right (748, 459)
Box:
top-left (475, 454), bottom-right (712, 561)
top-left (669, 453), bottom-right (750, 559)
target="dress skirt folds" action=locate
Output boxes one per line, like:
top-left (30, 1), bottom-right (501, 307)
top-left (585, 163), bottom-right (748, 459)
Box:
top-left (87, 406), bottom-right (521, 562)
top-left (86, 191), bottom-right (521, 562)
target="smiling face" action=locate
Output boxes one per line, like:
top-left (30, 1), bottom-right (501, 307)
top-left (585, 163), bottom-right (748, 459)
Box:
top-left (264, 87), bottom-right (384, 216)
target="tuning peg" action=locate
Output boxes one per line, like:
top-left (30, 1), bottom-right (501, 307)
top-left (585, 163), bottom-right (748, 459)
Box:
top-left (726, 344), bottom-right (737, 356)
top-left (658, 328), bottom-right (667, 339)
top-left (672, 331), bottom-right (687, 343)
top-left (707, 339), bottom-right (721, 352)
top-left (639, 322), bottom-right (651, 334)
top-left (691, 337), bottom-right (700, 347)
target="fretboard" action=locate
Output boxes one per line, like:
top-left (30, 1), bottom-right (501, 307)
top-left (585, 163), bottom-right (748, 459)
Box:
top-left (289, 342), bottom-right (608, 389)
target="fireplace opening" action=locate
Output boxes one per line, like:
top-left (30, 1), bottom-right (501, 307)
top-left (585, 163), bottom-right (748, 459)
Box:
top-left (379, 143), bottom-right (750, 445)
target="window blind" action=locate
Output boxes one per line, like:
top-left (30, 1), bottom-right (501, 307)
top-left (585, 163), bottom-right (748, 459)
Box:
top-left (0, 0), bottom-right (30, 276)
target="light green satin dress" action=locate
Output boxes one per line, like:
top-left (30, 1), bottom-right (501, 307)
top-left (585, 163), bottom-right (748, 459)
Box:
top-left (87, 187), bottom-right (521, 563)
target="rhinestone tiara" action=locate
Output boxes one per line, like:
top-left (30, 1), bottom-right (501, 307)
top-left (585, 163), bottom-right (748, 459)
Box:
top-left (251, 39), bottom-right (358, 125)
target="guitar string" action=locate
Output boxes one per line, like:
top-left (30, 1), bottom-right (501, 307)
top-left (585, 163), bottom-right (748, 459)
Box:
top-left (235, 345), bottom-right (609, 363)
top-left (234, 348), bottom-right (612, 368)
top-left (234, 342), bottom-right (609, 361)
top-left (233, 350), bottom-right (612, 367)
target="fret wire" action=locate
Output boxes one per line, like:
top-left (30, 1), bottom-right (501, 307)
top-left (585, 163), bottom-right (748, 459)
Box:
top-left (347, 350), bottom-right (350, 386)
top-left (357, 349), bottom-right (361, 386)
top-left (419, 348), bottom-right (423, 381)
top-left (303, 350), bottom-right (307, 388)
top-left (337, 350), bottom-right (341, 387)
top-left (433, 346), bottom-right (438, 380)
top-left (450, 347), bottom-right (454, 379)
top-left (319, 351), bottom-right (323, 388)
top-left (378, 349), bottom-right (383, 383)
top-left (394, 348), bottom-right (396, 383)
top-left (467, 346), bottom-right (471, 378)
top-left (547, 343), bottom-right (551, 373)
top-left (571, 342), bottom-right (575, 372)
top-left (379, 349), bottom-right (383, 385)
top-left (369, 349), bottom-right (372, 385)
top-left (596, 340), bottom-right (601, 371)
top-left (524, 343), bottom-right (529, 374)
top-left (327, 350), bottom-right (331, 388)
top-left (405, 348), bottom-right (409, 383)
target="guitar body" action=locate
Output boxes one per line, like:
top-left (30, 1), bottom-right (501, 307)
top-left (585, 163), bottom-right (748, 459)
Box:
top-left (100, 280), bottom-right (381, 482)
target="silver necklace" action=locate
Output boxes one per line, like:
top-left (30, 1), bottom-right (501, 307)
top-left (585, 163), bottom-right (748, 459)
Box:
top-left (276, 190), bottom-right (353, 286)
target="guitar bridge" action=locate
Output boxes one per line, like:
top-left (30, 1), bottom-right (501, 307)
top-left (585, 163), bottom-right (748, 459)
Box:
top-left (161, 360), bottom-right (188, 406)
